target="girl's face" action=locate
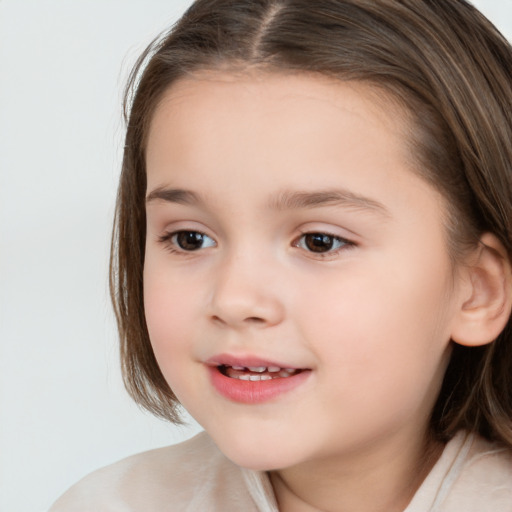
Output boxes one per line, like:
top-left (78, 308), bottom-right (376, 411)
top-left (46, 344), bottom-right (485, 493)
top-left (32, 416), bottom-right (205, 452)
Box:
top-left (143, 72), bottom-right (467, 472)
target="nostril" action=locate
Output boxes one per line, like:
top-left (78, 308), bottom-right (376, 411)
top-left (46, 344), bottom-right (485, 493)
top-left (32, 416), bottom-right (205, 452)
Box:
top-left (245, 316), bottom-right (265, 324)
top-left (210, 315), bottom-right (265, 326)
top-left (211, 315), bottom-right (226, 325)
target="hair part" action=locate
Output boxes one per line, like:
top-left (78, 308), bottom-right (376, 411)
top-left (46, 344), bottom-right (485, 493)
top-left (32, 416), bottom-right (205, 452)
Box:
top-left (111, 0), bottom-right (512, 443)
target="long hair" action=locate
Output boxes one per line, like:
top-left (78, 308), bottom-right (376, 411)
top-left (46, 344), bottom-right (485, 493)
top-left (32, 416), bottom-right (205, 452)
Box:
top-left (110, 0), bottom-right (512, 444)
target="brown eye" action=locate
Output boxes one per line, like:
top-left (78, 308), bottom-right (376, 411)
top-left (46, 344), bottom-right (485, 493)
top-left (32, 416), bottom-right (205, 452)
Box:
top-left (172, 231), bottom-right (215, 251)
top-left (304, 233), bottom-right (335, 252)
top-left (297, 233), bottom-right (349, 253)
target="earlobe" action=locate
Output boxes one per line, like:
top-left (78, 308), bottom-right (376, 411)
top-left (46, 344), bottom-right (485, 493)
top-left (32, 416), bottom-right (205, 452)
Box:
top-left (451, 233), bottom-right (512, 347)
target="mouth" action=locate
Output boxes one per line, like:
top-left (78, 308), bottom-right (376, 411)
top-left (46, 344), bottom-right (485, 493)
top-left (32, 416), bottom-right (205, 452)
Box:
top-left (206, 356), bottom-right (311, 403)
top-left (218, 364), bottom-right (304, 381)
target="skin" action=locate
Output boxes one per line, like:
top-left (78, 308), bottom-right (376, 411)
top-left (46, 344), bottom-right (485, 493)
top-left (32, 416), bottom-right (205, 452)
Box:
top-left (143, 71), bottom-right (472, 512)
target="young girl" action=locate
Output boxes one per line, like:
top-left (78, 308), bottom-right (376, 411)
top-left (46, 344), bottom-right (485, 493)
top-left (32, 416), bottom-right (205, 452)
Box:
top-left (50, 0), bottom-right (512, 510)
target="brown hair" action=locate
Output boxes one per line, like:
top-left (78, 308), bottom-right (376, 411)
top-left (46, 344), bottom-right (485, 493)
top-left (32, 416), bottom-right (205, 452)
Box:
top-left (111, 0), bottom-right (512, 443)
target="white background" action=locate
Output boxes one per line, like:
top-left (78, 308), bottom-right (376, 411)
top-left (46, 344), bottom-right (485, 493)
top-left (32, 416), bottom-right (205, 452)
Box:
top-left (0, 1), bottom-right (511, 511)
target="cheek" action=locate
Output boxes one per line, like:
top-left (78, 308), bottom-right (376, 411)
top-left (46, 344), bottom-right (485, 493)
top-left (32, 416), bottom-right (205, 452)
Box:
top-left (143, 267), bottom-right (205, 402)
top-left (296, 252), bottom-right (455, 379)
top-left (143, 262), bottom-right (197, 358)
top-left (294, 264), bottom-right (454, 437)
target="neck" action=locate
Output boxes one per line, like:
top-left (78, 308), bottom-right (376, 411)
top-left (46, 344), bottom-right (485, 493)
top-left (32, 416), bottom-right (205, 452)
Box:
top-left (269, 430), bottom-right (443, 512)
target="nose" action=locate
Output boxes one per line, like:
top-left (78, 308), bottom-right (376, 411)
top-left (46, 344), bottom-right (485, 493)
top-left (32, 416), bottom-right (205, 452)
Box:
top-left (208, 252), bottom-right (285, 329)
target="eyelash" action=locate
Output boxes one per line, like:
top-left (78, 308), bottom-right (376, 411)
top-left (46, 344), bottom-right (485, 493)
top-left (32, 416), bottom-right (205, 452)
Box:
top-left (293, 231), bottom-right (355, 257)
top-left (157, 230), bottom-right (355, 257)
top-left (158, 230), bottom-right (215, 254)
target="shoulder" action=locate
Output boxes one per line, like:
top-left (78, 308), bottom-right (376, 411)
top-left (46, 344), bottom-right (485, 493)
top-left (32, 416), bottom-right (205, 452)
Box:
top-left (441, 433), bottom-right (512, 511)
top-left (49, 431), bottom-right (261, 512)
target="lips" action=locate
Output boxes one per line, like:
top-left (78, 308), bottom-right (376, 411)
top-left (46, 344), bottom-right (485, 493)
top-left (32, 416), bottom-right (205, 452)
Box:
top-left (206, 354), bottom-right (310, 403)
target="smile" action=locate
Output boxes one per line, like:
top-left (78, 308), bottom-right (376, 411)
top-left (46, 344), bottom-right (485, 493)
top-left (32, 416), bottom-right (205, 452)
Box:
top-left (219, 364), bottom-right (302, 381)
top-left (207, 358), bottom-right (311, 404)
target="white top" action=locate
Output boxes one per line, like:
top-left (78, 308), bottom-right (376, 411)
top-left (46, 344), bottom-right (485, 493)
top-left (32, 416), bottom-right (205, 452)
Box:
top-left (49, 430), bottom-right (512, 511)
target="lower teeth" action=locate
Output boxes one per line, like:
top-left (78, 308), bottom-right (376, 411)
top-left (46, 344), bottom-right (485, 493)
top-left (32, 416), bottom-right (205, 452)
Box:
top-left (240, 374), bottom-right (273, 381)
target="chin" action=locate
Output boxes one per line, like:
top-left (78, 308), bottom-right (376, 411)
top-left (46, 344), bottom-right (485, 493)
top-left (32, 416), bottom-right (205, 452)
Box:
top-left (209, 430), bottom-right (301, 471)
top-left (224, 448), bottom-right (292, 472)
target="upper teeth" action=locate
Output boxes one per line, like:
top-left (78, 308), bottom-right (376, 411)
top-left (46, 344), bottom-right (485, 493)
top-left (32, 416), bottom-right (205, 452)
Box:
top-left (248, 366), bottom-right (267, 372)
top-left (240, 366), bottom-right (293, 373)
top-left (222, 364), bottom-right (299, 380)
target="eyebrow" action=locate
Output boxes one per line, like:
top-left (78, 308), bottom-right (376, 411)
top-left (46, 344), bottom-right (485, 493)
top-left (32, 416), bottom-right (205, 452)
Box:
top-left (268, 189), bottom-right (390, 217)
top-left (146, 187), bottom-right (202, 205)
top-left (146, 186), bottom-right (390, 217)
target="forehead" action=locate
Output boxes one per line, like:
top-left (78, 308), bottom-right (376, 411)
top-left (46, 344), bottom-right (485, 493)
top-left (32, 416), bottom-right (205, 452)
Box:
top-left (146, 70), bottom-right (414, 179)
top-left (144, 70), bottom-right (444, 222)
top-left (147, 70), bottom-right (410, 147)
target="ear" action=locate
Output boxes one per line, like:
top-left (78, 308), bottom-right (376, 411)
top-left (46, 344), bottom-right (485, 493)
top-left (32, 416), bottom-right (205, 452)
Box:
top-left (451, 233), bottom-right (512, 347)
